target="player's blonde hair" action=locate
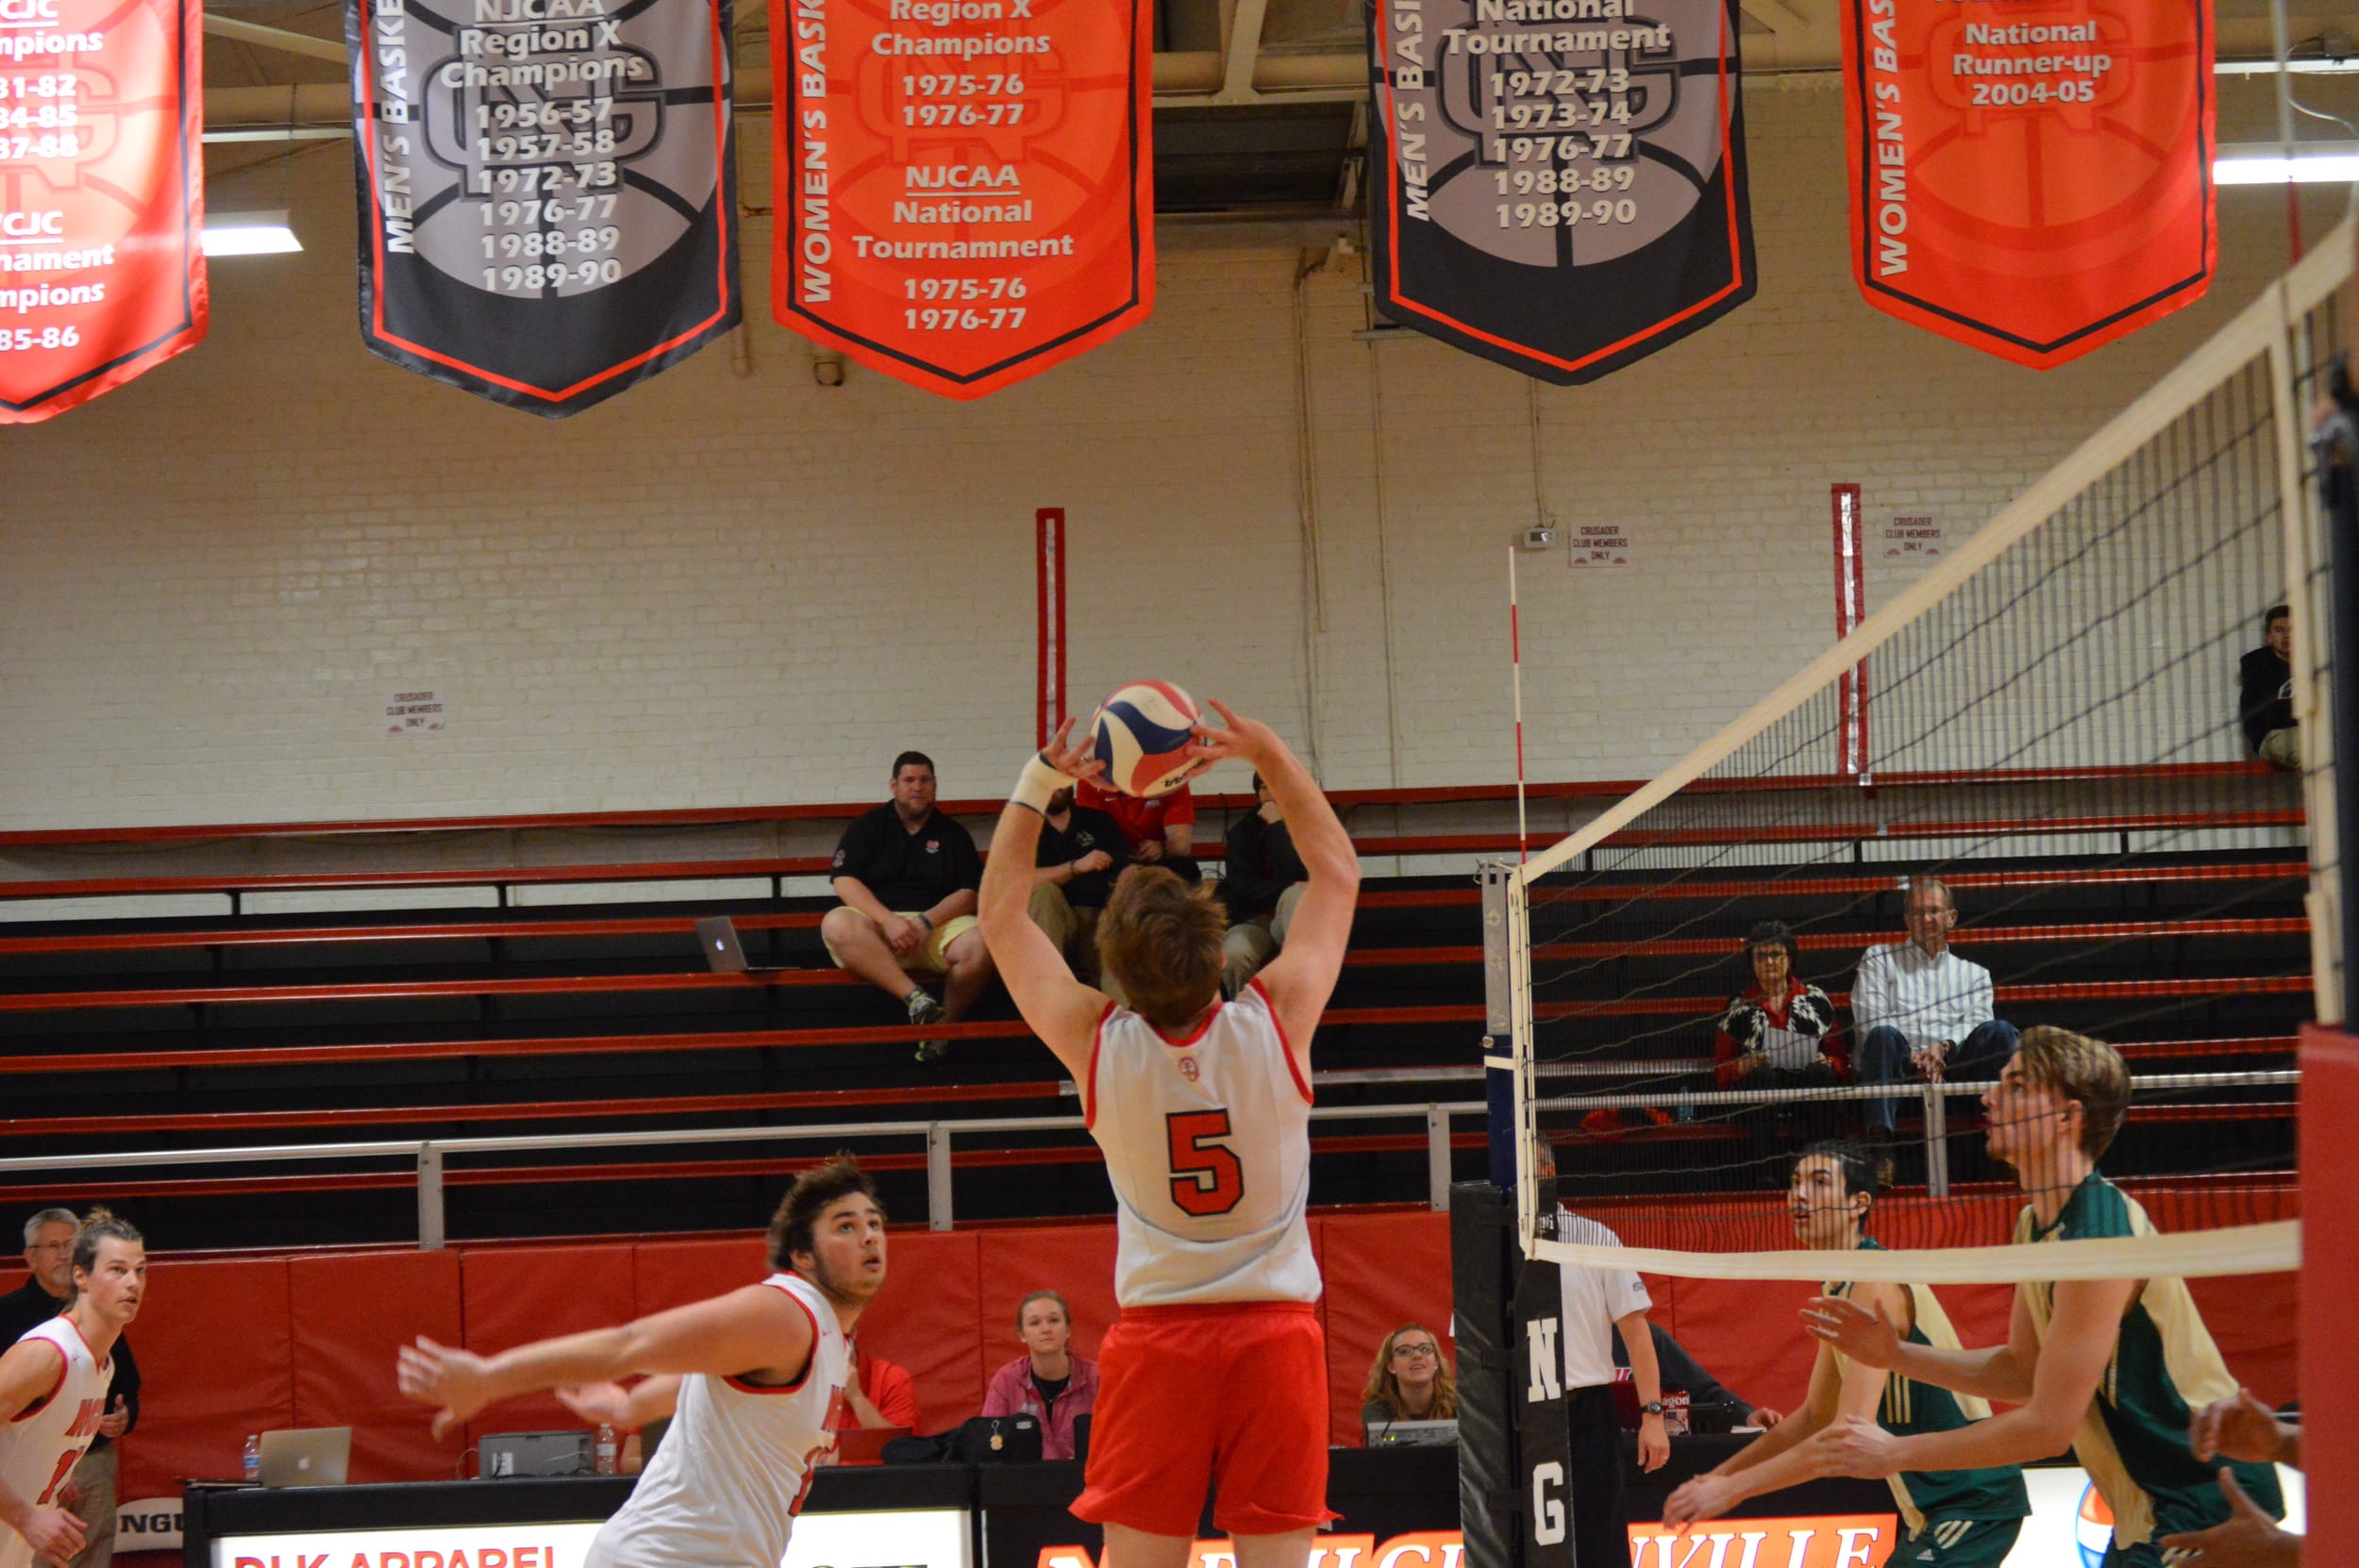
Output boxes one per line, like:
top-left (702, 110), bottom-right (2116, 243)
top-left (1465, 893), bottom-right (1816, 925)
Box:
top-left (1097, 866), bottom-right (1225, 1030)
top-left (2015, 1026), bottom-right (2131, 1159)
top-left (1362, 1324), bottom-right (1457, 1422)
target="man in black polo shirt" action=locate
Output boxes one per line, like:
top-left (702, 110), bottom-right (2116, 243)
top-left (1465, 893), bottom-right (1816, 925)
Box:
top-left (2, 1208), bottom-right (141, 1568)
top-left (822, 752), bottom-right (992, 1061)
top-left (1026, 785), bottom-right (1126, 991)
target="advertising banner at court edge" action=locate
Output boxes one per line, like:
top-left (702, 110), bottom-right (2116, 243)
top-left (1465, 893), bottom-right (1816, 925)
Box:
top-left (0, 0), bottom-right (205, 425)
top-left (347, 0), bottom-right (739, 416)
top-left (1837, 0), bottom-right (2215, 368)
top-left (773, 0), bottom-right (1156, 398)
top-left (1364, 0), bottom-right (1755, 383)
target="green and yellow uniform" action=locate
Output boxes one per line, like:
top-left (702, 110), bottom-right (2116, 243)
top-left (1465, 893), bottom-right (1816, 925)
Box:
top-left (2018, 1173), bottom-right (2284, 1567)
top-left (1829, 1242), bottom-right (2029, 1567)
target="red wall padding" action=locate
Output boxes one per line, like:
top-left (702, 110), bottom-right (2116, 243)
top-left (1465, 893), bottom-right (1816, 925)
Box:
top-left (25, 1209), bottom-right (2293, 1505)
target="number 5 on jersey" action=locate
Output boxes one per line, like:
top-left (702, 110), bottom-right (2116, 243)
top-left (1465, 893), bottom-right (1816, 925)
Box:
top-left (1166, 1109), bottom-right (1245, 1216)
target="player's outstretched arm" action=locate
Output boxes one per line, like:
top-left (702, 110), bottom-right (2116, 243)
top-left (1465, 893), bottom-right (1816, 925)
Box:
top-left (1803, 1290), bottom-right (2033, 1404)
top-left (1189, 699), bottom-right (1358, 1056)
top-left (0, 1339), bottom-right (90, 1566)
top-left (558, 1376), bottom-right (682, 1430)
top-left (977, 720), bottom-right (1115, 1085)
top-left (398, 1285), bottom-right (816, 1439)
top-left (1665, 1339), bottom-right (1847, 1531)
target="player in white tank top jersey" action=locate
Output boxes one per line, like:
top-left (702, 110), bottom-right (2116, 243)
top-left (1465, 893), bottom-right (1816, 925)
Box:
top-left (0, 1215), bottom-right (144, 1568)
top-left (1088, 981), bottom-right (1319, 1307)
top-left (979, 700), bottom-right (1361, 1568)
top-left (398, 1160), bottom-right (886, 1568)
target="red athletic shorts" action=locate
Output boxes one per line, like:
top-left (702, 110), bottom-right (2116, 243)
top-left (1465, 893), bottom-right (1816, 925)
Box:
top-left (1072, 1300), bottom-right (1334, 1539)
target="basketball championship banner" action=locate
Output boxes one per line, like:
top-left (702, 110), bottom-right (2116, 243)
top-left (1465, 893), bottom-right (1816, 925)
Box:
top-left (1364, 0), bottom-right (1754, 384)
top-left (773, 0), bottom-right (1154, 399)
top-left (0, 0), bottom-right (205, 425)
top-left (1839, 0), bottom-right (2215, 368)
top-left (348, 0), bottom-right (738, 416)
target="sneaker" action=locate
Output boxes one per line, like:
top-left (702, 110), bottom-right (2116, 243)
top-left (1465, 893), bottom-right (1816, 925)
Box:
top-left (907, 989), bottom-right (947, 1060)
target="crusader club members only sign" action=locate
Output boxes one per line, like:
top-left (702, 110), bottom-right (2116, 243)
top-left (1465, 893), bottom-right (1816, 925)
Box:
top-left (775, 0), bottom-right (1155, 399)
top-left (1840, 0), bottom-right (2215, 368)
top-left (349, 0), bottom-right (739, 416)
top-left (1365, 0), bottom-right (1753, 383)
top-left (0, 0), bottom-right (205, 425)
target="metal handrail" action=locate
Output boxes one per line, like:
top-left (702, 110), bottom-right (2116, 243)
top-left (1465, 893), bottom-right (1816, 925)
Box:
top-left (0, 1100), bottom-right (1488, 1247)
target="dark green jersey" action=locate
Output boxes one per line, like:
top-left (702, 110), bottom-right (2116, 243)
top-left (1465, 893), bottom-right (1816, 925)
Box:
top-left (2016, 1174), bottom-right (2285, 1551)
top-left (1828, 1242), bottom-right (2030, 1531)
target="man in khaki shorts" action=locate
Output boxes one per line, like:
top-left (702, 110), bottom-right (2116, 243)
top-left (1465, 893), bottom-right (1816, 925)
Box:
top-left (821, 751), bottom-right (995, 1061)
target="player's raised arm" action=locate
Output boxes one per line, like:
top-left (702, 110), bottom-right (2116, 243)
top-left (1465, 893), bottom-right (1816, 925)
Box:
top-left (1188, 699), bottom-right (1358, 1056)
top-left (1802, 1286), bottom-right (2035, 1406)
top-left (978, 718), bottom-right (1120, 1084)
top-left (397, 1285), bottom-right (817, 1440)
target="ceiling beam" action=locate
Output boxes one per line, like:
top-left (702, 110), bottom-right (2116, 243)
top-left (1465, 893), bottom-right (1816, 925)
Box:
top-left (202, 15), bottom-right (348, 63)
top-left (1215, 0), bottom-right (1274, 101)
top-left (1737, 0), bottom-right (1810, 36)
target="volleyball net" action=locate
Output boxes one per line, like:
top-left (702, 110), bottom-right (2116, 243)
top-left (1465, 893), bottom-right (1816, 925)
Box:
top-left (1498, 221), bottom-right (2354, 1285)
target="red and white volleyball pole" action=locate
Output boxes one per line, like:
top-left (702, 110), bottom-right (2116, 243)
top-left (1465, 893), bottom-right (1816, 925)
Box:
top-left (1036, 508), bottom-right (1067, 744)
top-left (1832, 484), bottom-right (1869, 783)
top-left (1509, 546), bottom-right (1528, 862)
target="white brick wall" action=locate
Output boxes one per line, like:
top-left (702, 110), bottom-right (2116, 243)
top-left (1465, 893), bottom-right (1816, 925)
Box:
top-left (0, 78), bottom-right (2348, 830)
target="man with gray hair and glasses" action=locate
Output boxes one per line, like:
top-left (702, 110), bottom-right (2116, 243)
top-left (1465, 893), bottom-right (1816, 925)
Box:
top-left (1, 1210), bottom-right (141, 1568)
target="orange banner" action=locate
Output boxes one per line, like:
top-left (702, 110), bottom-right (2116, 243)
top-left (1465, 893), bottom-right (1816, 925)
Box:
top-left (1839, 0), bottom-right (2214, 369)
top-left (772, 0), bottom-right (1153, 398)
top-left (1037, 1518), bottom-right (1900, 1568)
top-left (0, 0), bottom-right (206, 424)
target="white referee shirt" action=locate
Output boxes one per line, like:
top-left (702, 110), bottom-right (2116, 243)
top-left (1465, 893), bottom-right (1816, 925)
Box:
top-left (1550, 1209), bottom-right (1650, 1391)
top-left (1850, 940), bottom-right (1994, 1051)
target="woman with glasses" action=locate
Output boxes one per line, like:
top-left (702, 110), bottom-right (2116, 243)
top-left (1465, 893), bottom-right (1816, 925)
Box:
top-left (1361, 1325), bottom-right (1455, 1443)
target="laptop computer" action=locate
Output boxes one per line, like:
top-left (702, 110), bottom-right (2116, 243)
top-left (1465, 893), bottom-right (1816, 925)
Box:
top-left (694, 916), bottom-right (784, 979)
top-left (1366, 1418), bottom-right (1459, 1448)
top-left (259, 1427), bottom-right (351, 1488)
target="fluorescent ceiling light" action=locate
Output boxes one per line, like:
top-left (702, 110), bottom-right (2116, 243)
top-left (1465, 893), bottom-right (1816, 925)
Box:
top-left (2215, 58), bottom-right (2359, 75)
top-left (2215, 142), bottom-right (2359, 185)
top-left (202, 210), bottom-right (302, 256)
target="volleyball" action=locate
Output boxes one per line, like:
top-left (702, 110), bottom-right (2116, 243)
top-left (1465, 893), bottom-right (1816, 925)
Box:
top-left (1090, 681), bottom-right (1203, 798)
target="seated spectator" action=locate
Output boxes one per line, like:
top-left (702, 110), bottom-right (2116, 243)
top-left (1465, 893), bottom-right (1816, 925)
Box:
top-left (1217, 771), bottom-right (1310, 998)
top-left (980, 1290), bottom-right (1099, 1460)
top-left (2239, 605), bottom-right (2298, 771)
top-left (829, 1343), bottom-right (919, 1433)
top-left (820, 752), bottom-right (994, 1062)
top-left (1852, 877), bottom-right (2017, 1141)
top-left (1612, 1322), bottom-right (1784, 1431)
top-left (1027, 787), bottom-right (1124, 992)
top-left (1362, 1324), bottom-right (1457, 1442)
top-left (1715, 921), bottom-right (1844, 1090)
top-left (1077, 776), bottom-right (1200, 883)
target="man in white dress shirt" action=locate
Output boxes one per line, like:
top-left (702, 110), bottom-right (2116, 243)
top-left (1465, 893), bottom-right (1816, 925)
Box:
top-left (1852, 877), bottom-right (2017, 1138)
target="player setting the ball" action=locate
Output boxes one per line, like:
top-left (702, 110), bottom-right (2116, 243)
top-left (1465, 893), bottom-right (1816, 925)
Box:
top-left (978, 692), bottom-right (1359, 1568)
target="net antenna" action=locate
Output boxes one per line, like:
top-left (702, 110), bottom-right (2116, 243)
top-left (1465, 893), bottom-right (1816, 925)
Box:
top-left (1497, 219), bottom-right (2353, 1286)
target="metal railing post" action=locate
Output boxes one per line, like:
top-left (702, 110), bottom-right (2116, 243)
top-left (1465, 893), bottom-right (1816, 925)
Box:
top-left (418, 1144), bottom-right (445, 1250)
top-left (927, 1124), bottom-right (953, 1231)
top-left (1924, 1088), bottom-right (1950, 1199)
top-left (1426, 1106), bottom-right (1450, 1211)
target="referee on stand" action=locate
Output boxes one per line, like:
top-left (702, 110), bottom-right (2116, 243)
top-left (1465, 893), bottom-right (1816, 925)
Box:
top-left (1531, 1137), bottom-right (1669, 1567)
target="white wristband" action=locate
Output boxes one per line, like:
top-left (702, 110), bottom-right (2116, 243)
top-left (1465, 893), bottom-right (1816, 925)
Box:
top-left (1012, 754), bottom-right (1064, 815)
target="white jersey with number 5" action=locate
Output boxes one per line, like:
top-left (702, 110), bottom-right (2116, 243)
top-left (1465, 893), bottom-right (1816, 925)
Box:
top-left (1086, 980), bottom-right (1320, 1308)
top-left (0, 1320), bottom-right (109, 1568)
top-left (585, 1273), bottom-right (849, 1568)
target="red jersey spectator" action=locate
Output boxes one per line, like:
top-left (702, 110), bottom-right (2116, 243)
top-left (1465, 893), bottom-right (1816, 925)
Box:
top-left (829, 1345), bottom-right (920, 1432)
top-left (1076, 779), bottom-right (1201, 883)
top-left (980, 1290), bottom-right (1099, 1460)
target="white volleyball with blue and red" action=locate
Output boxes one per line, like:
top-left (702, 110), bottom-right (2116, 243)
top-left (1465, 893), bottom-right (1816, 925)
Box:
top-left (1092, 681), bottom-right (1203, 798)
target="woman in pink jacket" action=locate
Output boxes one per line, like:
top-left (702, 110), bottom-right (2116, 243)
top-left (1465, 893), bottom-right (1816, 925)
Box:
top-left (980, 1290), bottom-right (1099, 1460)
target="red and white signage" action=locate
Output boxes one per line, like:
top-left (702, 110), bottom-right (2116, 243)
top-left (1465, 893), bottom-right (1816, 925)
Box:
top-left (1838, 0), bottom-right (2215, 368)
top-left (0, 0), bottom-right (205, 424)
top-left (773, 0), bottom-right (1155, 397)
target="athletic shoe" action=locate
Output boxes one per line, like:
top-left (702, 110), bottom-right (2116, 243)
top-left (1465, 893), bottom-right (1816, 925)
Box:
top-left (909, 989), bottom-right (947, 1061)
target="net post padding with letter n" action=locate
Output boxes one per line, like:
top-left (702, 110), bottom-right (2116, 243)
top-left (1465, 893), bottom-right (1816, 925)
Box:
top-left (1502, 219), bottom-right (2354, 1286)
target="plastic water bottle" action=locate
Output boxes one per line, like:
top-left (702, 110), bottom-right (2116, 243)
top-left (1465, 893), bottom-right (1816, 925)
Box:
top-left (594, 1424), bottom-right (618, 1476)
top-left (242, 1434), bottom-right (261, 1483)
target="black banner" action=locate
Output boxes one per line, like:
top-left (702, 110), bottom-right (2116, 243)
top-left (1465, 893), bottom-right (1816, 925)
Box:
top-left (1365, 0), bottom-right (1754, 383)
top-left (349, 0), bottom-right (738, 416)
